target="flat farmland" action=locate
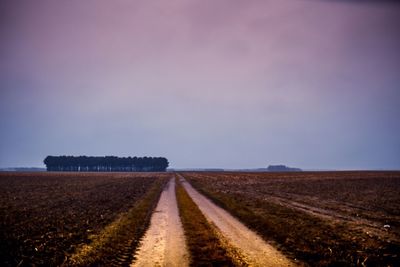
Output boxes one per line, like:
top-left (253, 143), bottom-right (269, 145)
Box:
top-left (184, 171), bottom-right (400, 266)
top-left (0, 172), bottom-right (169, 266)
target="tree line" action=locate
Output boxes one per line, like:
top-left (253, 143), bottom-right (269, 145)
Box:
top-left (43, 156), bottom-right (169, 172)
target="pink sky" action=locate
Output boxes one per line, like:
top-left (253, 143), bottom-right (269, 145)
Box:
top-left (1, 0), bottom-right (399, 169)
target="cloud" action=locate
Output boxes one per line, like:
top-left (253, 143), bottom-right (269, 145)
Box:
top-left (1, 0), bottom-right (399, 169)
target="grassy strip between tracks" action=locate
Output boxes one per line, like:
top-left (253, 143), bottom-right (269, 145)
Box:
top-left (64, 177), bottom-right (168, 267)
top-left (175, 177), bottom-right (242, 266)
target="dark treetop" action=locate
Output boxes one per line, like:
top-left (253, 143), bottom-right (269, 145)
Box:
top-left (43, 156), bottom-right (169, 172)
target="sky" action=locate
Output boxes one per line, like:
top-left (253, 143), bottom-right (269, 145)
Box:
top-left (1, 0), bottom-right (400, 170)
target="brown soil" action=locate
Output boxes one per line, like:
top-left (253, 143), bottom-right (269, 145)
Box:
top-left (0, 172), bottom-right (169, 266)
top-left (183, 171), bottom-right (400, 267)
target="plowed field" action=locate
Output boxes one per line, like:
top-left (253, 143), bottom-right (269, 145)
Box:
top-left (0, 172), bottom-right (169, 266)
top-left (184, 171), bottom-right (400, 266)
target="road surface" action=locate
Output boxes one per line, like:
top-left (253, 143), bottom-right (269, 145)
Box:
top-left (131, 178), bottom-right (189, 267)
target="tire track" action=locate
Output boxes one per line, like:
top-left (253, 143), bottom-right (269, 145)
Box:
top-left (131, 178), bottom-right (189, 267)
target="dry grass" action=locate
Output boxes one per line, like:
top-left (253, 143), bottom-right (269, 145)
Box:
top-left (175, 177), bottom-right (238, 266)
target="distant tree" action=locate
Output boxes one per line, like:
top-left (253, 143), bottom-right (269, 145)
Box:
top-left (44, 156), bottom-right (169, 172)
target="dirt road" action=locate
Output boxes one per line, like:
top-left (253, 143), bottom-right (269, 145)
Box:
top-left (179, 176), bottom-right (296, 267)
top-left (132, 176), bottom-right (295, 266)
top-left (131, 178), bottom-right (189, 267)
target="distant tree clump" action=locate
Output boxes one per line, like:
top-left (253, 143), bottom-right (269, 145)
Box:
top-left (43, 156), bottom-right (169, 172)
top-left (267, 165), bottom-right (302, 172)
